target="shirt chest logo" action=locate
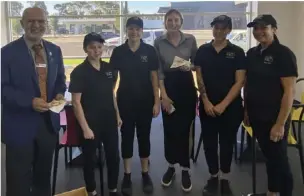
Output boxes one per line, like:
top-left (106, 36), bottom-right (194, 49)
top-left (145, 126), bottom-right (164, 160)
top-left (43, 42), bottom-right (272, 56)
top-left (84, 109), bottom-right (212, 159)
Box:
top-left (105, 71), bottom-right (113, 78)
top-left (140, 55), bottom-right (148, 63)
top-left (225, 52), bottom-right (235, 59)
top-left (264, 55), bottom-right (273, 64)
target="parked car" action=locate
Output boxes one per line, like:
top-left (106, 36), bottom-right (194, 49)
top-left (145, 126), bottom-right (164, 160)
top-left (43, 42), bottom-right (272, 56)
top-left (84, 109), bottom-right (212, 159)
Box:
top-left (103, 29), bottom-right (165, 56)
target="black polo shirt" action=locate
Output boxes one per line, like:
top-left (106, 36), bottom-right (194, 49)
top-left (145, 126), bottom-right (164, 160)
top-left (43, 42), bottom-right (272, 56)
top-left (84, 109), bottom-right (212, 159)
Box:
top-left (245, 41), bottom-right (298, 121)
top-left (68, 58), bottom-right (117, 122)
top-left (194, 41), bottom-right (246, 105)
top-left (110, 40), bottom-right (159, 106)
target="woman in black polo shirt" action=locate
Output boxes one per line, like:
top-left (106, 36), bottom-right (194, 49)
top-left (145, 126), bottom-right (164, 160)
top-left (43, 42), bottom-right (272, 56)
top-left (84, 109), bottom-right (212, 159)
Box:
top-left (194, 15), bottom-right (246, 195)
top-left (69, 33), bottom-right (122, 196)
top-left (245, 15), bottom-right (297, 196)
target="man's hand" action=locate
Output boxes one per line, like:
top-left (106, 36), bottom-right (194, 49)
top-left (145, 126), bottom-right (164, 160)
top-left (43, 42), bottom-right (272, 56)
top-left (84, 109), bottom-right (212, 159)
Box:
top-left (50, 94), bottom-right (66, 107)
top-left (270, 123), bottom-right (285, 142)
top-left (153, 101), bottom-right (160, 118)
top-left (32, 98), bottom-right (50, 112)
top-left (55, 94), bottom-right (65, 100)
top-left (213, 102), bottom-right (228, 116)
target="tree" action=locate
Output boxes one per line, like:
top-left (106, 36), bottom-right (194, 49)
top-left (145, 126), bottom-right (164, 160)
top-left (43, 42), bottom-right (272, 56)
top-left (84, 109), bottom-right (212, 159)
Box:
top-left (10, 1), bottom-right (24, 16)
top-left (54, 2), bottom-right (92, 16)
top-left (27, 1), bottom-right (49, 15)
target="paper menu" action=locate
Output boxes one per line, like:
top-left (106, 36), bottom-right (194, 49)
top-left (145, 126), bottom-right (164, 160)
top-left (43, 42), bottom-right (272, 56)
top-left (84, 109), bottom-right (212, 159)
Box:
top-left (170, 56), bottom-right (192, 68)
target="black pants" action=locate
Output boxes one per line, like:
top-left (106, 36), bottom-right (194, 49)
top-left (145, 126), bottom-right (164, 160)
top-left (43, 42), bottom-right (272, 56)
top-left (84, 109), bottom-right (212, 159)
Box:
top-left (250, 120), bottom-right (293, 196)
top-left (199, 104), bottom-right (242, 175)
top-left (6, 114), bottom-right (57, 196)
top-left (82, 114), bottom-right (120, 192)
top-left (163, 110), bottom-right (195, 168)
top-left (120, 107), bottom-right (153, 159)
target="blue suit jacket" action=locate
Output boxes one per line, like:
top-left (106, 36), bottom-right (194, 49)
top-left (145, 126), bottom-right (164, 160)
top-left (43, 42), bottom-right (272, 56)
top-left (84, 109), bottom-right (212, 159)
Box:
top-left (1, 37), bottom-right (67, 147)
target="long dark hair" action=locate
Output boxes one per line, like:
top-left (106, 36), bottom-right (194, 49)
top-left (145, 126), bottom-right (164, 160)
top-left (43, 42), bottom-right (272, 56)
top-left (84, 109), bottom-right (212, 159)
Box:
top-left (273, 33), bottom-right (280, 43)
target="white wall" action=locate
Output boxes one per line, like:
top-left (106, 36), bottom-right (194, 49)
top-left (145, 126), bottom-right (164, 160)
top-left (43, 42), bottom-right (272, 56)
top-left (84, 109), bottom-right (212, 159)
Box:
top-left (258, 1), bottom-right (304, 99)
top-left (1, 1), bottom-right (9, 46)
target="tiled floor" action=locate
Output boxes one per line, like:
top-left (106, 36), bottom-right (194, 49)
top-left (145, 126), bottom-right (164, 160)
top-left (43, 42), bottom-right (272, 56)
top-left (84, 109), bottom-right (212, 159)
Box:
top-left (2, 116), bottom-right (304, 196)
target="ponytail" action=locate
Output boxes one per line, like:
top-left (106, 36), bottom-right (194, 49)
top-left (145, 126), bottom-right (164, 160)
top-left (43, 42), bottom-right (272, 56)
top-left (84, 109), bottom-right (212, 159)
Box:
top-left (274, 34), bottom-right (280, 43)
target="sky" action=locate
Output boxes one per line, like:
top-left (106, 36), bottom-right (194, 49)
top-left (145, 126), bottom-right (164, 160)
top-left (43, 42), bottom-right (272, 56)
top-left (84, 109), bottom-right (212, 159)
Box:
top-left (21, 1), bottom-right (172, 14)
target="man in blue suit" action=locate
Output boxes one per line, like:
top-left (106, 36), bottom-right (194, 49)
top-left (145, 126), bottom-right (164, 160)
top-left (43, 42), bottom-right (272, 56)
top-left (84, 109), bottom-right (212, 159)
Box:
top-left (1, 7), bottom-right (66, 196)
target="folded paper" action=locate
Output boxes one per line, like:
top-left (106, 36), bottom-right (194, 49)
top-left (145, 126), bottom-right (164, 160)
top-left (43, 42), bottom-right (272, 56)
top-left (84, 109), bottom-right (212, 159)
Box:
top-left (50, 100), bottom-right (66, 113)
top-left (170, 56), bottom-right (192, 68)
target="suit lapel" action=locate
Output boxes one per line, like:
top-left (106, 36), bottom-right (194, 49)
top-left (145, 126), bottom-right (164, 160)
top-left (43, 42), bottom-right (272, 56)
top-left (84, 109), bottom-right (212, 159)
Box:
top-left (19, 38), bottom-right (40, 91)
top-left (43, 40), bottom-right (55, 101)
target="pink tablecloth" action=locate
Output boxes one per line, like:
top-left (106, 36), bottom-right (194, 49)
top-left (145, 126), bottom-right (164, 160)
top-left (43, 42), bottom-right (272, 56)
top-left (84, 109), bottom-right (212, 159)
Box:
top-left (60, 110), bottom-right (67, 126)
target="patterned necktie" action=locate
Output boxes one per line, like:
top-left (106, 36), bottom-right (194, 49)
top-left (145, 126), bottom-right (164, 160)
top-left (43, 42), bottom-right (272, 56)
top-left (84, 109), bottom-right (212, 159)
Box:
top-left (32, 44), bottom-right (47, 102)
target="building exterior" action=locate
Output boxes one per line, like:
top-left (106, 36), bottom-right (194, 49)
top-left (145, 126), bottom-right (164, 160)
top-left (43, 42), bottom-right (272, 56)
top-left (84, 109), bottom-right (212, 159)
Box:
top-left (58, 18), bottom-right (117, 34)
top-left (158, 1), bottom-right (247, 30)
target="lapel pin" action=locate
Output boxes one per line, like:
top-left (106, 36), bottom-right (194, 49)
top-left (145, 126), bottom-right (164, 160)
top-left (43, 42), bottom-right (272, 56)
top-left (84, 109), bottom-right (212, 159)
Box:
top-left (49, 52), bottom-right (52, 56)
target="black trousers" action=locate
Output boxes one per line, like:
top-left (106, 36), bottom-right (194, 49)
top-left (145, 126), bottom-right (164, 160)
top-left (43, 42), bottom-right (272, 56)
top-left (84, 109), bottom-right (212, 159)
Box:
top-left (250, 119), bottom-right (293, 196)
top-left (162, 110), bottom-right (195, 168)
top-left (6, 114), bottom-right (57, 196)
top-left (120, 106), bottom-right (153, 159)
top-left (199, 104), bottom-right (242, 175)
top-left (82, 113), bottom-right (120, 192)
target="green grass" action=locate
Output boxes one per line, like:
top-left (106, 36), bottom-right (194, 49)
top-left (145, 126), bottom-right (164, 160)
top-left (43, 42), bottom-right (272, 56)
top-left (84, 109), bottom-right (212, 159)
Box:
top-left (63, 58), bottom-right (110, 66)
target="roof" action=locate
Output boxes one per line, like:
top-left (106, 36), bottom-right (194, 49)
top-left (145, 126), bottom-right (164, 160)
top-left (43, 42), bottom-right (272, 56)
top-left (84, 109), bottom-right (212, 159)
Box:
top-left (143, 20), bottom-right (163, 29)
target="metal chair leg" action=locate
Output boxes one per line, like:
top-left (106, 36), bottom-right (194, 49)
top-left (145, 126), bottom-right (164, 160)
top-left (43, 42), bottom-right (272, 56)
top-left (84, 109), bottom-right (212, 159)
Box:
top-left (194, 131), bottom-right (203, 163)
top-left (52, 146), bottom-right (60, 195)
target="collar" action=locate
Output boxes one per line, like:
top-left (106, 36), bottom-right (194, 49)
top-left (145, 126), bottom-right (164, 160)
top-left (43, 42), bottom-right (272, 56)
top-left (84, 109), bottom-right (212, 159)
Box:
top-left (255, 40), bottom-right (279, 53)
top-left (207, 39), bottom-right (234, 49)
top-left (123, 39), bottom-right (144, 50)
top-left (160, 31), bottom-right (187, 44)
top-left (23, 35), bottom-right (44, 50)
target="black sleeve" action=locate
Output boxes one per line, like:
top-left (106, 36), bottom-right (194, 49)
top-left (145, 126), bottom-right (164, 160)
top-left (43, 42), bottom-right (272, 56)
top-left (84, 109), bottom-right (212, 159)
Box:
top-left (149, 47), bottom-right (160, 71)
top-left (277, 48), bottom-right (298, 78)
top-left (110, 47), bottom-right (120, 70)
top-left (235, 48), bottom-right (246, 70)
top-left (194, 46), bottom-right (205, 67)
top-left (68, 66), bottom-right (85, 93)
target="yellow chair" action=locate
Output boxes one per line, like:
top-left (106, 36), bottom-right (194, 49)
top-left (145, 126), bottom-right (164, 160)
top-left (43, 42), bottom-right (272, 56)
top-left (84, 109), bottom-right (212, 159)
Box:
top-left (55, 187), bottom-right (88, 196)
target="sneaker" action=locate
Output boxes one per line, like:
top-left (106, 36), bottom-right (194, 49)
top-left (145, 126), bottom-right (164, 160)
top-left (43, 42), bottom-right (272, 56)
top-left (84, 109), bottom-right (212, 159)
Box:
top-left (109, 192), bottom-right (122, 196)
top-left (220, 179), bottom-right (233, 196)
top-left (181, 170), bottom-right (192, 192)
top-left (88, 191), bottom-right (98, 196)
top-left (121, 173), bottom-right (132, 196)
top-left (142, 172), bottom-right (154, 194)
top-left (202, 176), bottom-right (219, 195)
top-left (161, 167), bottom-right (176, 187)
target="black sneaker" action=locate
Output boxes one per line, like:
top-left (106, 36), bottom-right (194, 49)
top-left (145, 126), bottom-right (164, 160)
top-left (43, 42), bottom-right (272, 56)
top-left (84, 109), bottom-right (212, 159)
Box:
top-left (181, 170), bottom-right (192, 192)
top-left (142, 172), bottom-right (154, 194)
top-left (109, 192), bottom-right (122, 196)
top-left (220, 179), bottom-right (233, 196)
top-left (121, 173), bottom-right (132, 196)
top-left (202, 176), bottom-right (219, 195)
top-left (161, 167), bottom-right (176, 187)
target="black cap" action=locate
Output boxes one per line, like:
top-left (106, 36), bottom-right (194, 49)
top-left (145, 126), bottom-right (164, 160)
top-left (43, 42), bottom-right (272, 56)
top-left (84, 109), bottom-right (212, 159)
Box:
top-left (247, 14), bottom-right (277, 28)
top-left (126, 16), bottom-right (143, 28)
top-left (210, 15), bottom-right (232, 29)
top-left (83, 32), bottom-right (105, 49)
